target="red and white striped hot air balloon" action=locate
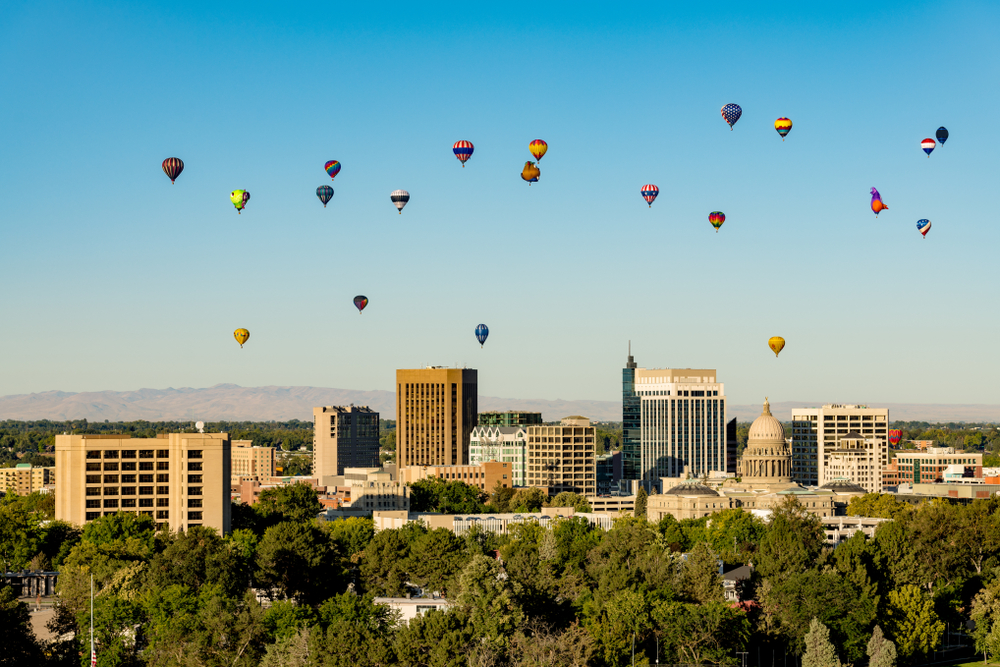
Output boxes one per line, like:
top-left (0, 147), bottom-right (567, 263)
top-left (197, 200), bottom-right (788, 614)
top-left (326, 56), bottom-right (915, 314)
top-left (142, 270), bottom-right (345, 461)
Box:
top-left (921, 138), bottom-right (936, 157)
top-left (640, 185), bottom-right (659, 208)
top-left (453, 140), bottom-right (474, 167)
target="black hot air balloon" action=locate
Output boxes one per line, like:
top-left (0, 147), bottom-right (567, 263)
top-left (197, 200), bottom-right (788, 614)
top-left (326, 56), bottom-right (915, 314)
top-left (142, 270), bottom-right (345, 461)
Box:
top-left (317, 185), bottom-right (334, 207)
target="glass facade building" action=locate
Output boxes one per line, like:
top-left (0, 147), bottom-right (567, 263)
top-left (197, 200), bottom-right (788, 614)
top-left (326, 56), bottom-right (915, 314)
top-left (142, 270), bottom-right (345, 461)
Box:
top-left (622, 346), bottom-right (641, 481)
top-left (469, 426), bottom-right (528, 486)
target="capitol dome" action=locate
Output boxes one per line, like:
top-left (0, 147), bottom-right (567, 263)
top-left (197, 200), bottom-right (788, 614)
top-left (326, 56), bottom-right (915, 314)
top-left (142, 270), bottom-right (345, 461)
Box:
top-left (747, 398), bottom-right (784, 443)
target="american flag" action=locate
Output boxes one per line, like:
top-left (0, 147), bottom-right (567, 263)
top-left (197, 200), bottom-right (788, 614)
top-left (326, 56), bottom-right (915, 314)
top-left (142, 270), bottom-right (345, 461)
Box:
top-left (91, 647), bottom-right (97, 666)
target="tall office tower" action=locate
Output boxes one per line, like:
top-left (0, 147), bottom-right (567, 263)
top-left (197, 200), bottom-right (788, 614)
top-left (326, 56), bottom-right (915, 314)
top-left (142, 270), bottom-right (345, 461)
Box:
top-left (526, 416), bottom-right (596, 496)
top-left (477, 411), bottom-right (543, 427)
top-left (230, 440), bottom-right (276, 485)
top-left (791, 404), bottom-right (889, 486)
top-left (397, 367), bottom-right (477, 468)
top-left (313, 406), bottom-right (380, 479)
top-left (55, 432), bottom-right (231, 534)
top-left (635, 368), bottom-right (726, 489)
top-left (622, 343), bottom-right (641, 481)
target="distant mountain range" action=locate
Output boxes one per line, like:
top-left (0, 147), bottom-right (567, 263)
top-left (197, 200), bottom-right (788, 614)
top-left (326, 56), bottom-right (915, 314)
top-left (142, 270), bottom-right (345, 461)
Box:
top-left (0, 384), bottom-right (996, 424)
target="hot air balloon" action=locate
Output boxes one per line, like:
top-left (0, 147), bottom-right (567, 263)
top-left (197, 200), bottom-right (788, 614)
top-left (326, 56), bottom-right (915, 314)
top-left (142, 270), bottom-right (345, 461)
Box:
top-left (529, 139), bottom-right (548, 162)
top-left (768, 336), bottom-right (785, 358)
top-left (453, 141), bottom-right (474, 167)
top-left (774, 118), bottom-right (792, 140)
top-left (354, 295), bottom-right (368, 313)
top-left (391, 190), bottom-right (410, 213)
top-left (641, 185), bottom-right (659, 208)
top-left (316, 185), bottom-right (334, 207)
top-left (917, 219), bottom-right (931, 238)
top-left (709, 211), bottom-right (725, 232)
top-left (521, 161), bottom-right (540, 185)
top-left (936, 127), bottom-right (949, 145)
top-left (162, 157), bottom-right (184, 183)
top-left (888, 429), bottom-right (902, 447)
top-left (234, 328), bottom-right (250, 348)
top-left (324, 160), bottom-right (341, 180)
top-left (475, 323), bottom-right (489, 348)
top-left (231, 190), bottom-right (250, 213)
top-left (870, 188), bottom-right (887, 217)
top-left (921, 138), bottom-right (936, 157)
top-left (721, 104), bottom-right (742, 130)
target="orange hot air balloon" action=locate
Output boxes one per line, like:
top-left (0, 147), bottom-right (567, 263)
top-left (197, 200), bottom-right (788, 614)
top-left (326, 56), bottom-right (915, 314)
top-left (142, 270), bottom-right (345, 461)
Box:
top-left (521, 161), bottom-right (540, 185)
top-left (768, 337), bottom-right (785, 358)
top-left (529, 139), bottom-right (548, 162)
top-left (234, 328), bottom-right (250, 348)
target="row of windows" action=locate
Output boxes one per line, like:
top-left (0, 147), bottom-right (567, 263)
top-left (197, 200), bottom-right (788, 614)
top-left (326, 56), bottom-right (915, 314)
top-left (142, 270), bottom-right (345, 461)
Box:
top-left (85, 449), bottom-right (203, 459)
top-left (85, 486), bottom-right (201, 496)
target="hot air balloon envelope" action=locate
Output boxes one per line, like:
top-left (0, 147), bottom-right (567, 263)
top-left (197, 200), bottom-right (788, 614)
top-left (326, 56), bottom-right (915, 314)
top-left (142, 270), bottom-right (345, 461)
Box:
top-left (888, 429), bottom-right (902, 446)
top-left (234, 328), bottom-right (250, 348)
top-left (391, 190), bottom-right (410, 213)
top-left (917, 219), bottom-right (931, 237)
top-left (709, 211), bottom-right (725, 232)
top-left (936, 127), bottom-right (949, 145)
top-left (721, 104), bottom-right (742, 129)
top-left (641, 185), bottom-right (659, 207)
top-left (774, 118), bottom-right (792, 140)
top-left (354, 295), bottom-right (368, 313)
top-left (529, 139), bottom-right (548, 162)
top-left (921, 138), bottom-right (936, 156)
top-left (768, 336), bottom-right (785, 357)
top-left (453, 141), bottom-right (474, 166)
top-left (324, 160), bottom-right (341, 180)
top-left (231, 190), bottom-right (249, 213)
top-left (475, 323), bottom-right (489, 347)
top-left (521, 162), bottom-right (540, 184)
top-left (870, 188), bottom-right (887, 216)
top-left (316, 185), bottom-right (334, 207)
top-left (162, 157), bottom-right (184, 183)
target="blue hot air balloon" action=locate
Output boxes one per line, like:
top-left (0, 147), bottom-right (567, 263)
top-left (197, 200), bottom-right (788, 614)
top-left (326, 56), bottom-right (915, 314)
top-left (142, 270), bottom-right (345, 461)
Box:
top-left (936, 127), bottom-right (949, 146)
top-left (475, 324), bottom-right (489, 348)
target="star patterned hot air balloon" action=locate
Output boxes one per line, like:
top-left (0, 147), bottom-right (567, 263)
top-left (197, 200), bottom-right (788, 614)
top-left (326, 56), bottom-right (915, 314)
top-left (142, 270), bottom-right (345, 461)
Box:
top-left (768, 336), bottom-right (785, 358)
top-left (921, 138), bottom-right (936, 157)
top-left (870, 188), bottom-right (887, 217)
top-left (774, 118), bottom-right (792, 140)
top-left (521, 161), bottom-right (540, 185)
top-left (316, 185), bottom-right (334, 207)
top-left (709, 211), bottom-right (725, 232)
top-left (324, 160), bottom-right (341, 180)
top-left (234, 328), bottom-right (250, 348)
top-left (641, 185), bottom-right (659, 207)
top-left (354, 295), bottom-right (368, 314)
top-left (917, 219), bottom-right (931, 238)
top-left (391, 190), bottom-right (409, 213)
top-left (529, 140), bottom-right (548, 162)
top-left (475, 323), bottom-right (489, 348)
top-left (162, 157), bottom-right (184, 183)
top-left (721, 104), bottom-right (742, 130)
top-left (936, 127), bottom-right (949, 145)
top-left (453, 141), bottom-right (474, 167)
top-left (231, 190), bottom-right (250, 213)
top-left (888, 429), bottom-right (902, 447)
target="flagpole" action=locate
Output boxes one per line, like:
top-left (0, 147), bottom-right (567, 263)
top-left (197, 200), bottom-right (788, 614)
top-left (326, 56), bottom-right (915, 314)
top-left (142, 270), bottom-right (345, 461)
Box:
top-left (90, 574), bottom-right (95, 666)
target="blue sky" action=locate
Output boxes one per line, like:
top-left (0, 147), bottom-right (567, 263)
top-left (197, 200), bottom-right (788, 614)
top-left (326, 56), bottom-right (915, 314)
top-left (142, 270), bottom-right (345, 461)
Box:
top-left (1, 1), bottom-right (998, 407)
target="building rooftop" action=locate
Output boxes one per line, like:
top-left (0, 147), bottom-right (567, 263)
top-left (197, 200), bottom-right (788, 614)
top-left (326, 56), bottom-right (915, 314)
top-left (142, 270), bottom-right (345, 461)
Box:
top-left (663, 481), bottom-right (719, 497)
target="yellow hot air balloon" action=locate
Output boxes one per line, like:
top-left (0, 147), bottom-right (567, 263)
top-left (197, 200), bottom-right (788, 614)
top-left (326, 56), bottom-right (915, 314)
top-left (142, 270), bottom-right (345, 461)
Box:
top-left (768, 336), bottom-right (785, 357)
top-left (521, 161), bottom-right (540, 185)
top-left (234, 328), bottom-right (250, 348)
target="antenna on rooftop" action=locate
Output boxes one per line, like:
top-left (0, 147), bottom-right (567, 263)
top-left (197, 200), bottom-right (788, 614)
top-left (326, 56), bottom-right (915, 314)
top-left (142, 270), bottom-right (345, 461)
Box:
top-left (196, 421), bottom-right (205, 433)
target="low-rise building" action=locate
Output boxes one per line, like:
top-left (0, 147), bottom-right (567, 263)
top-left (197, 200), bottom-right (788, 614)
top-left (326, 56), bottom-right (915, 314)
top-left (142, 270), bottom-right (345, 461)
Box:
top-left (373, 508), bottom-right (615, 534)
top-left (596, 451), bottom-right (622, 495)
top-left (400, 460), bottom-right (513, 492)
top-left (230, 440), bottom-right (276, 486)
top-left (469, 426), bottom-right (528, 486)
top-left (323, 467), bottom-right (409, 512)
top-left (586, 495), bottom-right (635, 515)
top-left (374, 597), bottom-right (452, 623)
top-left (822, 516), bottom-right (890, 546)
top-left (882, 447), bottom-right (982, 488)
top-left (0, 463), bottom-right (55, 495)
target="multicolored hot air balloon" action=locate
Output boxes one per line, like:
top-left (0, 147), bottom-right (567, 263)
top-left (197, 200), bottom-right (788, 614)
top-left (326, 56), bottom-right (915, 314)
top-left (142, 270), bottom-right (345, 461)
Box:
top-left (475, 323), bottom-right (489, 348)
top-left (234, 328), bottom-right (250, 348)
top-left (870, 188), bottom-right (887, 217)
top-left (529, 139), bottom-right (548, 162)
top-left (888, 429), bottom-right (902, 447)
top-left (641, 185), bottom-right (659, 207)
top-left (521, 161), bottom-right (540, 185)
top-left (721, 104), bottom-right (742, 130)
top-left (709, 211), bottom-right (725, 232)
top-left (316, 185), bottom-right (334, 207)
top-left (921, 138), bottom-right (936, 157)
top-left (324, 160), bottom-right (341, 180)
top-left (774, 118), bottom-right (792, 140)
top-left (354, 295), bottom-right (368, 314)
top-left (453, 141), bottom-right (474, 167)
top-left (231, 190), bottom-right (250, 213)
top-left (768, 336), bottom-right (785, 358)
top-left (391, 190), bottom-right (409, 213)
top-left (162, 157), bottom-right (184, 183)
top-left (917, 219), bottom-right (931, 238)
top-left (936, 127), bottom-right (949, 145)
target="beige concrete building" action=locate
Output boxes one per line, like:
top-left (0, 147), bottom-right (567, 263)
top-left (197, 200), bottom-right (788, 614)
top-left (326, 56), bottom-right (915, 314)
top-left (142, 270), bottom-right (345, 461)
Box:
top-left (823, 432), bottom-right (887, 493)
top-left (634, 368), bottom-right (727, 486)
top-left (791, 404), bottom-right (889, 486)
top-left (373, 507), bottom-right (615, 534)
top-left (526, 416), bottom-right (596, 496)
top-left (397, 367), bottom-right (477, 468)
top-left (324, 467), bottom-right (409, 512)
top-left (230, 440), bottom-right (276, 485)
top-left (400, 460), bottom-right (512, 492)
top-left (0, 463), bottom-right (54, 495)
top-left (313, 406), bottom-right (380, 478)
top-left (55, 433), bottom-right (231, 534)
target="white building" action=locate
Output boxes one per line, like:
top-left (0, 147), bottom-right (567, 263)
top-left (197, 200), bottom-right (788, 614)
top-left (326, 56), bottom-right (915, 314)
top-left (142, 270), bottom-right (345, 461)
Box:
top-left (635, 368), bottom-right (727, 489)
top-left (823, 432), bottom-right (888, 494)
top-left (469, 426), bottom-right (527, 487)
top-left (374, 597), bottom-right (452, 624)
top-left (791, 405), bottom-right (889, 487)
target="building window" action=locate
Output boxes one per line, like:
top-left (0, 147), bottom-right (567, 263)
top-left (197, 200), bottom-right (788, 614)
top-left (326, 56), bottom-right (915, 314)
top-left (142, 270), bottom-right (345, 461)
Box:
top-left (139, 462), bottom-right (154, 471)
top-left (156, 450), bottom-right (169, 458)
top-left (156, 510), bottom-right (169, 520)
top-left (104, 475), bottom-right (119, 484)
top-left (86, 462), bottom-right (101, 471)
top-left (103, 499), bottom-right (118, 509)
top-left (188, 498), bottom-right (203, 508)
top-left (121, 475), bottom-right (136, 484)
top-left (86, 499), bottom-right (100, 508)
top-left (122, 498), bottom-right (137, 508)
top-left (156, 498), bottom-right (169, 507)
top-left (188, 462), bottom-right (203, 471)
top-left (188, 450), bottom-right (202, 459)
top-left (156, 474), bottom-right (169, 483)
top-left (86, 512), bottom-right (101, 520)
top-left (103, 450), bottom-right (119, 459)
top-left (139, 486), bottom-right (154, 495)
top-left (139, 450), bottom-right (154, 459)
top-left (156, 462), bottom-right (169, 471)
top-left (139, 498), bottom-right (153, 508)
top-left (139, 474), bottom-right (154, 483)
top-left (189, 487), bottom-right (202, 496)
top-left (121, 462), bottom-right (136, 471)
top-left (86, 475), bottom-right (101, 484)
top-left (103, 487), bottom-right (118, 496)
top-left (86, 488), bottom-right (101, 496)
top-left (86, 451), bottom-right (102, 459)
top-left (156, 486), bottom-right (169, 495)
top-left (121, 450), bottom-right (136, 459)
top-left (188, 475), bottom-right (203, 484)
top-left (121, 486), bottom-right (136, 495)
top-left (188, 511), bottom-right (203, 521)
